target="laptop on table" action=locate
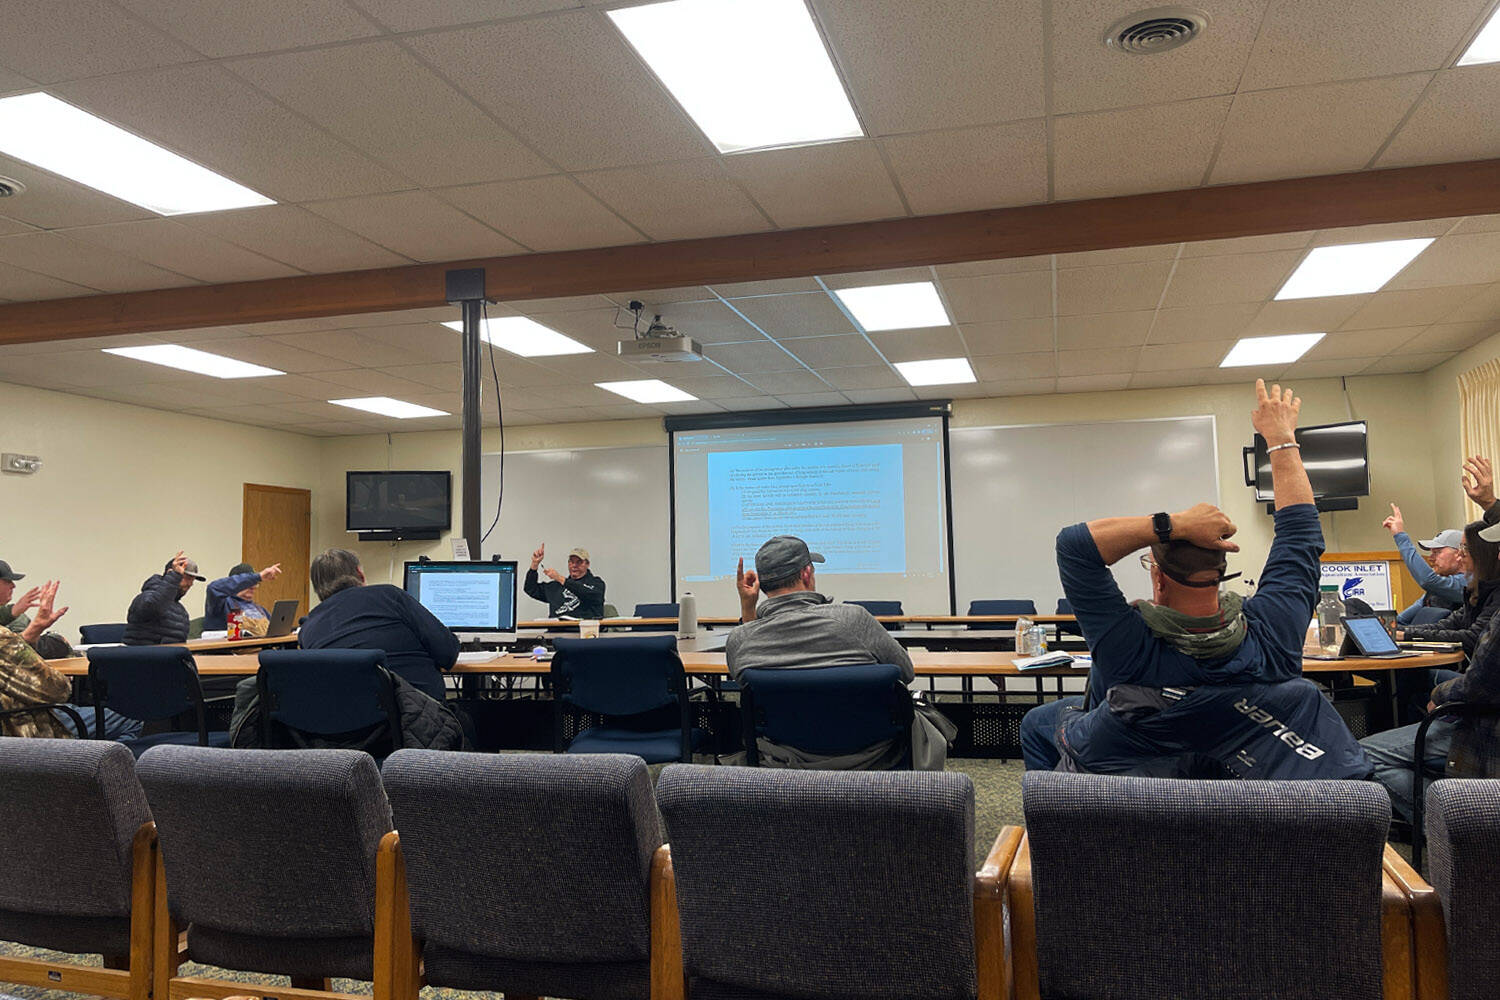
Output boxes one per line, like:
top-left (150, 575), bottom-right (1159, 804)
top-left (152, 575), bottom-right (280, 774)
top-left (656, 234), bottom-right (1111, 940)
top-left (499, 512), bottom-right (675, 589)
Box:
top-left (265, 599), bottom-right (300, 638)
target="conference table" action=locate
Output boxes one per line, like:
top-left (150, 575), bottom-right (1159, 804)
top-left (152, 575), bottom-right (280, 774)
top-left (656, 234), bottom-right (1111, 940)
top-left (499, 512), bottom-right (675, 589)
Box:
top-left (522, 614), bottom-right (1078, 630)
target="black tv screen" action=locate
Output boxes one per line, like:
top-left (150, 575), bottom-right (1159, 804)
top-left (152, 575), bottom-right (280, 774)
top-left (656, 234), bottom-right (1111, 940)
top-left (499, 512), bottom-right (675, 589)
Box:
top-left (346, 471), bottom-right (452, 531)
top-left (1249, 421), bottom-right (1369, 501)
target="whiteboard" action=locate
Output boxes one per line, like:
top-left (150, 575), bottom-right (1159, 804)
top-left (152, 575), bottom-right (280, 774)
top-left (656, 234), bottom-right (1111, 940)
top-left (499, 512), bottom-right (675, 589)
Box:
top-left (479, 446), bottom-right (672, 619)
top-left (949, 416), bottom-right (1219, 614)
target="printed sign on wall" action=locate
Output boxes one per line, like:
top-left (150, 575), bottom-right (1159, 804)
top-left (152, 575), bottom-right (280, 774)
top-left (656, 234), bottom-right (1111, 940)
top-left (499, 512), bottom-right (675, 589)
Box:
top-left (1319, 562), bottom-right (1393, 611)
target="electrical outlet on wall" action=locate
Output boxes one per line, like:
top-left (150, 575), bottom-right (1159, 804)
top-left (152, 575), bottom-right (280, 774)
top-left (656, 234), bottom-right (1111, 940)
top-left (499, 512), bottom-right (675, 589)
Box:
top-left (2, 453), bottom-right (41, 474)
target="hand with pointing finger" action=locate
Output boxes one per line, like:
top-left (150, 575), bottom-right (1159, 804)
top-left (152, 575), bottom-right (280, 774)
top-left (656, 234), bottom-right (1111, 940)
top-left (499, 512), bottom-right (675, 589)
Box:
top-left (1382, 503), bottom-right (1404, 536)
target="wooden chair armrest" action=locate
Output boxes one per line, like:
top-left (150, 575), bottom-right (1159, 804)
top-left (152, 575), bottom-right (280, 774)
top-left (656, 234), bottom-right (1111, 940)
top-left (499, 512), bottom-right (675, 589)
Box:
top-left (651, 845), bottom-right (684, 1000)
top-left (1383, 844), bottom-right (1448, 1000)
top-left (374, 831), bottom-right (421, 1000)
top-left (1003, 833), bottom-right (1039, 1000)
top-left (975, 826), bottom-right (1024, 1000)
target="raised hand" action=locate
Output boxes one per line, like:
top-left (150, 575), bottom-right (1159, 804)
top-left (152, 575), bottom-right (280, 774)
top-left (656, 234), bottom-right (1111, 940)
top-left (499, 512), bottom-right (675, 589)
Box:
top-left (543, 567), bottom-right (564, 584)
top-left (736, 557), bottom-right (761, 603)
top-left (1382, 503), bottom-right (1404, 536)
top-left (1252, 379), bottom-right (1301, 445)
top-left (9, 585), bottom-right (42, 615)
top-left (531, 543), bottom-right (545, 569)
top-left (260, 563), bottom-right (283, 581)
top-left (1463, 455), bottom-right (1495, 508)
top-left (170, 551), bottom-right (188, 575)
top-left (1170, 502), bottom-right (1240, 552)
top-left (21, 581), bottom-right (68, 639)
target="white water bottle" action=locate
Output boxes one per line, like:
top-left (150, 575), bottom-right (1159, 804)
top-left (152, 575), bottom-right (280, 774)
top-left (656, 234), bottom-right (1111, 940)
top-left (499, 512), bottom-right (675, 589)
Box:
top-left (678, 591), bottom-right (698, 638)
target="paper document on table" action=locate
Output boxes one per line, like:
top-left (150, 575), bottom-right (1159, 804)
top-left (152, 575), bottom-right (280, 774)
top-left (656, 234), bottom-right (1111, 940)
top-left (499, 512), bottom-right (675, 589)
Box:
top-left (455, 651), bottom-right (498, 664)
top-left (1014, 651), bottom-right (1078, 670)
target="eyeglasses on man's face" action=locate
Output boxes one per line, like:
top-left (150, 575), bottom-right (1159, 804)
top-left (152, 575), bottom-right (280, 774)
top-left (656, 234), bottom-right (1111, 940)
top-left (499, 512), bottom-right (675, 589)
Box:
top-left (1139, 554), bottom-right (1156, 572)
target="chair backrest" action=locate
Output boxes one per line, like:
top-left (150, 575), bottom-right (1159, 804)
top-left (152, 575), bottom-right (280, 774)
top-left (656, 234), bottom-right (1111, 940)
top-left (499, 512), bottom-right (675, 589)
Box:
top-left (256, 648), bottom-right (401, 749)
top-left (1056, 599), bottom-right (1072, 614)
top-left (383, 751), bottom-right (661, 979)
top-left (87, 645), bottom-right (205, 737)
top-left (738, 664), bottom-right (913, 766)
top-left (633, 602), bottom-right (678, 618)
top-left (967, 599), bottom-right (1036, 616)
top-left (657, 764), bottom-right (976, 1000)
top-left (551, 635), bottom-right (683, 716)
top-left (1410, 605), bottom-right (1453, 625)
top-left (0, 739), bottom-right (150, 919)
top-left (79, 623), bottom-right (127, 644)
top-left (1021, 771), bottom-right (1391, 1000)
top-left (1425, 779), bottom-right (1500, 1000)
top-left (847, 600), bottom-right (902, 616)
top-left (138, 746), bottom-right (392, 943)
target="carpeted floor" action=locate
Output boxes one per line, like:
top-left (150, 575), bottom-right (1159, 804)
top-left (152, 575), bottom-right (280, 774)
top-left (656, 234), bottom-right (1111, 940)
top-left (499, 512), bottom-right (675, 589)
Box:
top-left (0, 756), bottom-right (1027, 1000)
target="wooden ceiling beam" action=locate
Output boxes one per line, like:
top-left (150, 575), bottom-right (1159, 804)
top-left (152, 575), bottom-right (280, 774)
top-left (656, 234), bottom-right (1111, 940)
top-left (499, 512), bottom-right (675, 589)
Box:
top-left (3, 157), bottom-right (1500, 345)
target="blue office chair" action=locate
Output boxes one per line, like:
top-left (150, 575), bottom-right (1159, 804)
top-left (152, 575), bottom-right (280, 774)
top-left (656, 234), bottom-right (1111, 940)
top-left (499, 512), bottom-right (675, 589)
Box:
top-left (737, 664), bottom-right (914, 769)
top-left (79, 623), bottom-right (127, 644)
top-left (550, 634), bottom-right (707, 763)
top-left (632, 601), bottom-right (679, 632)
top-left (967, 599), bottom-right (1036, 631)
top-left (256, 649), bottom-right (403, 757)
top-left (1408, 605), bottom-right (1453, 626)
top-left (847, 600), bottom-right (903, 631)
top-left (86, 646), bottom-right (228, 756)
top-left (1056, 599), bottom-right (1073, 614)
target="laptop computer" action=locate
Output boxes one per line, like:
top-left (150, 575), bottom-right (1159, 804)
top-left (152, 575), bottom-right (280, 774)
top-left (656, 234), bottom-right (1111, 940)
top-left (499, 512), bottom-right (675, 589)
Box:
top-left (265, 599), bottom-right (300, 638)
top-left (1339, 615), bottom-right (1419, 659)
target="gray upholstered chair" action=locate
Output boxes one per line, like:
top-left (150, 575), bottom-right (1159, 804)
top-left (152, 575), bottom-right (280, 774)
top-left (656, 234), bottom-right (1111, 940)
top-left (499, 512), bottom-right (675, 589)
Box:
top-left (0, 738), bottom-right (156, 1000)
top-left (137, 745), bottom-right (394, 998)
top-left (1008, 771), bottom-right (1403, 1000)
top-left (654, 763), bottom-right (1003, 1000)
top-left (380, 750), bottom-right (662, 1000)
top-left (1425, 778), bottom-right (1500, 1000)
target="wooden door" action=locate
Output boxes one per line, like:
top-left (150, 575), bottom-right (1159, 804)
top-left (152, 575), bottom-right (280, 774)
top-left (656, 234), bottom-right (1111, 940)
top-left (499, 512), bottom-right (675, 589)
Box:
top-left (242, 484), bottom-right (311, 616)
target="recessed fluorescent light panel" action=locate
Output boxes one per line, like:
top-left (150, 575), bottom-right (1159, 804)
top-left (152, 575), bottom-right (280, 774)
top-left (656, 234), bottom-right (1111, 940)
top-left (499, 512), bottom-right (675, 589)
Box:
top-left (1458, 5), bottom-right (1500, 65)
top-left (893, 357), bottom-right (976, 387)
top-left (1274, 239), bottom-right (1434, 300)
top-left (441, 317), bottom-right (593, 357)
top-left (1219, 333), bottom-right (1326, 368)
top-left (0, 93), bottom-right (274, 215)
top-left (607, 0), bottom-right (863, 153)
top-left (103, 345), bottom-right (283, 379)
top-left (329, 397), bottom-right (448, 419)
top-left (833, 282), bottom-right (951, 331)
top-left (596, 379), bottom-right (698, 404)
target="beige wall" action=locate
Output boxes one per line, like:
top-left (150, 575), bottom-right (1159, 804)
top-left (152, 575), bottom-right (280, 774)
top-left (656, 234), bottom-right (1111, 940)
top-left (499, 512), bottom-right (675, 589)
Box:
top-left (1426, 325), bottom-right (1500, 531)
top-left (0, 383), bottom-right (321, 637)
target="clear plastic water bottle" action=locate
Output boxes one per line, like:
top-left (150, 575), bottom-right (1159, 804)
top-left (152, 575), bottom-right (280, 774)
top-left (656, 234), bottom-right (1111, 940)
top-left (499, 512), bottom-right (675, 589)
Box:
top-left (1317, 584), bottom-right (1346, 655)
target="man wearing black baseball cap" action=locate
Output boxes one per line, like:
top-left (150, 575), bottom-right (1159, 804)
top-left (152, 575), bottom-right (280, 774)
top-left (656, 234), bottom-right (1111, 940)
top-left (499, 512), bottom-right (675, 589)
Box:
top-left (1020, 379), bottom-right (1369, 780)
top-left (123, 551), bottom-right (206, 646)
top-left (0, 559), bottom-right (37, 633)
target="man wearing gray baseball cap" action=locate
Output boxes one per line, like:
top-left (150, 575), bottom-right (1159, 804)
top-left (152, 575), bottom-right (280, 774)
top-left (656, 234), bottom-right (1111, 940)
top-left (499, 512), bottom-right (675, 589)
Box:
top-left (1382, 504), bottom-right (1467, 626)
top-left (727, 535), bottom-right (950, 769)
top-left (123, 551), bottom-right (206, 646)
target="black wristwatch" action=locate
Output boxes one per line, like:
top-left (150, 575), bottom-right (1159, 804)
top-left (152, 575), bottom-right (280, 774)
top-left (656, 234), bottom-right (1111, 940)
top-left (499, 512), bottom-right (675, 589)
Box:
top-left (1152, 512), bottom-right (1173, 543)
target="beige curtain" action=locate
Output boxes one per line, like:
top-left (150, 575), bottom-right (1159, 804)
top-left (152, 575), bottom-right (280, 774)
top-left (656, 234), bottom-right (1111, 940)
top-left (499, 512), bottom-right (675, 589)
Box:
top-left (1458, 357), bottom-right (1500, 517)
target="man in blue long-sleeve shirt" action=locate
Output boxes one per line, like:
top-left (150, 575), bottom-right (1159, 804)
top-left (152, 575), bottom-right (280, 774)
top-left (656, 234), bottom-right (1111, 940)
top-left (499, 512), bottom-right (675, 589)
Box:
top-left (1020, 379), bottom-right (1369, 779)
top-left (1383, 506), bottom-right (1466, 625)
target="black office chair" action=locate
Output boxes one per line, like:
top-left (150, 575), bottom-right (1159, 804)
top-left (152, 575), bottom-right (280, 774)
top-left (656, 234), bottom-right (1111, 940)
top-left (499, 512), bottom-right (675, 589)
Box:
top-left (632, 601), bottom-right (679, 632)
top-left (86, 646), bottom-right (227, 755)
top-left (1408, 605), bottom-right (1454, 626)
top-left (550, 634), bottom-right (708, 763)
top-left (1412, 701), bottom-right (1500, 868)
top-left (847, 599), bottom-right (903, 631)
top-left (79, 623), bottom-right (127, 644)
top-left (256, 649), bottom-right (404, 758)
top-left (738, 664), bottom-right (914, 769)
top-left (968, 599), bottom-right (1037, 631)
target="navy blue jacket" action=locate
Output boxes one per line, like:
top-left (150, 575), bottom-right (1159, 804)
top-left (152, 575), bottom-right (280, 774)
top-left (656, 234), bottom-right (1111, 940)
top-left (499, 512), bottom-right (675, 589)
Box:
top-left (204, 571), bottom-right (267, 631)
top-left (123, 567), bottom-right (191, 646)
top-left (297, 584), bottom-right (459, 701)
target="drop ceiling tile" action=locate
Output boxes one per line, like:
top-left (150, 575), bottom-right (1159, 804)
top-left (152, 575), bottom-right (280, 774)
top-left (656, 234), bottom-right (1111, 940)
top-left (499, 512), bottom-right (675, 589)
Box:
top-left (0, 0), bottom-right (196, 82)
top-left (866, 328), bottom-right (966, 364)
top-left (1050, 0), bottom-right (1267, 114)
top-left (961, 318), bottom-right (1056, 354)
top-left (0, 350), bottom-right (199, 388)
top-left (181, 405), bottom-right (304, 427)
top-left (1303, 328), bottom-right (1420, 360)
top-left (1053, 97), bottom-right (1232, 201)
top-left (304, 192), bottom-right (521, 262)
top-left (1056, 261), bottom-right (1173, 316)
top-left (1362, 352), bottom-right (1458, 374)
top-left (1313, 219), bottom-right (1462, 246)
top-left (1055, 311), bottom-right (1153, 351)
top-left (1246, 296), bottom-right (1373, 336)
top-left (179, 337), bottom-right (355, 374)
top-left (935, 255), bottom-right (1052, 278)
top-left (1180, 232), bottom-right (1314, 257)
top-left (650, 300), bottom-right (766, 345)
top-left (162, 325), bottom-right (262, 343)
top-left (608, 287), bottom-right (715, 307)
top-left (967, 377), bottom-right (1053, 397)
top-left (0, 154), bottom-right (156, 229)
top-left (1455, 215), bottom-right (1500, 235)
top-left (577, 161), bottom-right (770, 241)
top-left (720, 141), bottom-right (906, 228)
top-left (352, 323), bottom-right (464, 365)
top-left (1148, 303), bottom-right (1261, 343)
top-left (880, 120), bottom-right (1048, 215)
top-left (117, 0), bottom-right (381, 57)
top-left (405, 14), bottom-right (709, 171)
top-left (1240, 0), bottom-right (1493, 90)
top-left (1056, 373), bottom-right (1133, 393)
top-left (704, 341), bottom-right (808, 374)
top-left (971, 353), bottom-right (1057, 380)
top-left (229, 41), bottom-right (550, 187)
top-left (713, 277), bottom-right (824, 297)
top-left (54, 65), bottom-right (409, 204)
top-left (1278, 357), bottom-right (1378, 378)
top-left (731, 293), bottom-right (855, 339)
top-left (1410, 322), bottom-right (1500, 353)
top-left (308, 368), bottom-right (441, 399)
top-left (179, 206), bottom-right (409, 272)
top-left (1128, 367), bottom-right (1246, 389)
top-left (259, 375), bottom-right (362, 400)
top-left (784, 335), bottom-right (885, 368)
top-left (1379, 64), bottom-right (1500, 167)
top-left (939, 270), bottom-right (1053, 323)
top-left (529, 353), bottom-right (646, 384)
top-left (381, 363), bottom-right (462, 391)
top-left (814, 0), bottom-right (1044, 132)
top-left (0, 232), bottom-right (195, 292)
top-left (652, 399), bottom-right (727, 416)
top-left (744, 371), bottom-right (835, 395)
top-left (0, 261), bottom-right (95, 301)
top-left (1210, 75), bottom-right (1431, 185)
top-left (1056, 244), bottom-right (1179, 268)
top-left (241, 317), bottom-right (342, 336)
top-left (533, 307), bottom-right (639, 352)
top-left (1160, 251), bottom-right (1301, 308)
top-left (665, 375), bottom-right (754, 399)
top-left (59, 220), bottom-right (301, 282)
top-left (1138, 341), bottom-right (1234, 371)
top-left (0, 67), bottom-right (35, 95)
top-left (0, 216), bottom-right (37, 237)
top-left (1386, 232), bottom-right (1500, 289)
top-left (1340, 286), bottom-right (1488, 330)
top-left (843, 388), bottom-right (919, 404)
top-left (820, 267), bottom-right (934, 290)
top-left (718, 396), bottom-right (792, 410)
top-left (1442, 284), bottom-right (1500, 323)
top-left (288, 420), bottom-right (383, 436)
top-left (266, 331), bottom-right (426, 369)
top-left (511, 294), bottom-right (619, 315)
top-left (437, 176), bottom-right (642, 252)
top-left (775, 392), bottom-right (850, 408)
top-left (817, 365), bottom-right (904, 391)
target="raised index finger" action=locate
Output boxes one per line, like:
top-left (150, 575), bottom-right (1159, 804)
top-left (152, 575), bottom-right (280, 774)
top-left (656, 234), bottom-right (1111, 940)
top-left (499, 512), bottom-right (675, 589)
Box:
top-left (1255, 378), bottom-right (1268, 403)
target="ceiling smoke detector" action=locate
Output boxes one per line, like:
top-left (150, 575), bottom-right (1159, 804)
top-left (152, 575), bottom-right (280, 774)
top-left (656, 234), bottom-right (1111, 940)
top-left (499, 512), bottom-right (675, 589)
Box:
top-left (1104, 6), bottom-right (1209, 54)
top-left (0, 176), bottom-right (24, 198)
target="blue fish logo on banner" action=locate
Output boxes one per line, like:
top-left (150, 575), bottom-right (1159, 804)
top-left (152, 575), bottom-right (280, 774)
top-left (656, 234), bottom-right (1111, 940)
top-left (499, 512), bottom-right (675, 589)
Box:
top-left (1341, 577), bottom-right (1364, 600)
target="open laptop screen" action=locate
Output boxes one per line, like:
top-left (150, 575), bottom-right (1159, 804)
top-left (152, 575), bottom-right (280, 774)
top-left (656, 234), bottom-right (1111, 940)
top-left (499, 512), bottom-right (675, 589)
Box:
top-left (1344, 616), bottom-right (1399, 655)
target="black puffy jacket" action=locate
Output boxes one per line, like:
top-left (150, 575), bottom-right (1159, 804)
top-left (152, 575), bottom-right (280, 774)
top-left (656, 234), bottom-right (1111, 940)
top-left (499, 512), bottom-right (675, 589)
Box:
top-left (1406, 576), bottom-right (1500, 656)
top-left (123, 566), bottom-right (191, 645)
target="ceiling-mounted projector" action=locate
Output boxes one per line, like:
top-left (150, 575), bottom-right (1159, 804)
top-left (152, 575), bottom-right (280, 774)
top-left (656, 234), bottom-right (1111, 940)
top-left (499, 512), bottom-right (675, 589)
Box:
top-left (617, 316), bottom-right (704, 362)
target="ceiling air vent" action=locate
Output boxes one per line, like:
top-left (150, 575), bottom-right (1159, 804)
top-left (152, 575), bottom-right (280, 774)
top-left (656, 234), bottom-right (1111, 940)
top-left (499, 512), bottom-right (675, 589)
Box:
top-left (1104, 6), bottom-right (1209, 54)
top-left (0, 176), bottom-right (23, 198)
